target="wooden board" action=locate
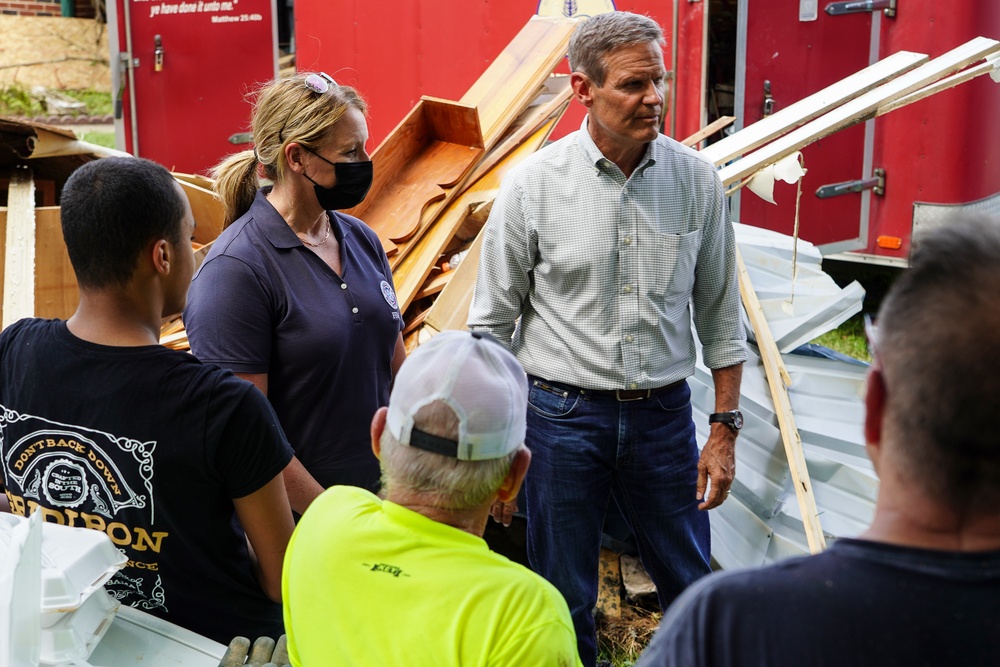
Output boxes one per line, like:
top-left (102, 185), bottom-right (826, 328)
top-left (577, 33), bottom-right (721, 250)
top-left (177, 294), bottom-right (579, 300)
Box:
top-left (34, 207), bottom-right (78, 320)
top-left (2, 167), bottom-right (35, 330)
top-left (876, 60), bottom-right (996, 117)
top-left (175, 178), bottom-right (225, 246)
top-left (718, 38), bottom-right (1000, 186)
top-left (596, 547), bottom-right (622, 618)
top-left (681, 115), bottom-right (736, 149)
top-left (736, 249), bottom-right (825, 554)
top-left (460, 15), bottom-right (578, 147)
top-left (346, 97), bottom-right (484, 246)
top-left (392, 115), bottom-right (558, 313)
top-left (701, 50), bottom-right (928, 167)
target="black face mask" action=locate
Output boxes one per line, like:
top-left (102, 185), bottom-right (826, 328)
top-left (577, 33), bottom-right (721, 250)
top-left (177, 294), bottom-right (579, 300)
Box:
top-left (303, 153), bottom-right (374, 210)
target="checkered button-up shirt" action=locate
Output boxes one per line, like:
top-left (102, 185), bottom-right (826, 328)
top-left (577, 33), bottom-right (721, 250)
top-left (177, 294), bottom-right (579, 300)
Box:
top-left (468, 118), bottom-right (747, 391)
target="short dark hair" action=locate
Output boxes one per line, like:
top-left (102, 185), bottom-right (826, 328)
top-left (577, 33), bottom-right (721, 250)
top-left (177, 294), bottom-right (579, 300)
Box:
top-left (60, 157), bottom-right (186, 289)
top-left (568, 11), bottom-right (664, 87)
top-left (875, 215), bottom-right (1000, 513)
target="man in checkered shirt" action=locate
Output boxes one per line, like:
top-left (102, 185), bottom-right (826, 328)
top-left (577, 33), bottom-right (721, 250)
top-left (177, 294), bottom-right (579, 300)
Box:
top-left (468, 12), bottom-right (747, 667)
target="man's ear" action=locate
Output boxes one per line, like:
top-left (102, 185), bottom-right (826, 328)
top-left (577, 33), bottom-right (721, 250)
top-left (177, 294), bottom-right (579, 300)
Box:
top-left (150, 239), bottom-right (171, 276)
top-left (864, 367), bottom-right (887, 465)
top-left (496, 447), bottom-right (531, 503)
top-left (371, 406), bottom-right (388, 460)
top-left (570, 72), bottom-right (596, 108)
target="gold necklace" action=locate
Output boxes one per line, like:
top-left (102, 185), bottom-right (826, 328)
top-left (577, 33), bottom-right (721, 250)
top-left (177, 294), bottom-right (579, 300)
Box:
top-left (299, 219), bottom-right (331, 248)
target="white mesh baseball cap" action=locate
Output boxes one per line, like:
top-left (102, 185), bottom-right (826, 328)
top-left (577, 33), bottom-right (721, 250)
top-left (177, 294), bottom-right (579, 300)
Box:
top-left (385, 330), bottom-right (528, 461)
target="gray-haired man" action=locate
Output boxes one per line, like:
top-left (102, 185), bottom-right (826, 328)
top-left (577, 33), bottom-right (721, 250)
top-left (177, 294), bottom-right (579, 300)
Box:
top-left (469, 11), bottom-right (747, 665)
top-left (282, 330), bottom-right (583, 666)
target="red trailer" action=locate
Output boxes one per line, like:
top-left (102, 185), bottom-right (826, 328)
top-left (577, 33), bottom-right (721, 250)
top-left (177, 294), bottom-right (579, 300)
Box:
top-left (109, 0), bottom-right (1000, 265)
top-left (293, 0), bottom-right (999, 266)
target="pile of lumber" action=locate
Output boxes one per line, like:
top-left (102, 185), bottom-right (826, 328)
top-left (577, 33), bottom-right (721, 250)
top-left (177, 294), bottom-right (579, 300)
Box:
top-left (160, 14), bottom-right (579, 351)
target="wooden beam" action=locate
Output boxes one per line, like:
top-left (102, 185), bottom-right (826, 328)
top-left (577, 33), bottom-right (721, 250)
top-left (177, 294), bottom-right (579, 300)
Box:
top-left (3, 166), bottom-right (36, 330)
top-left (876, 60), bottom-right (996, 116)
top-left (681, 116), bottom-right (736, 148)
top-left (460, 15), bottom-right (577, 147)
top-left (702, 50), bottom-right (928, 166)
top-left (718, 38), bottom-right (1000, 186)
top-left (736, 248), bottom-right (825, 554)
top-left (175, 178), bottom-right (225, 246)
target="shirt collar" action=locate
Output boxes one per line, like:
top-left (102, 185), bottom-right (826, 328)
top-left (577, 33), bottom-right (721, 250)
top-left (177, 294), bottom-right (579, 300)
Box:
top-left (574, 114), bottom-right (658, 177)
top-left (251, 187), bottom-right (345, 249)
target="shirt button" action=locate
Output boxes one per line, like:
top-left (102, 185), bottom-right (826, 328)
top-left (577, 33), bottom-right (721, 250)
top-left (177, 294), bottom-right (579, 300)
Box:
top-left (352, 307), bottom-right (359, 313)
top-left (340, 283), bottom-right (348, 290)
top-left (622, 284), bottom-right (632, 294)
top-left (625, 334), bottom-right (634, 343)
top-left (623, 237), bottom-right (632, 245)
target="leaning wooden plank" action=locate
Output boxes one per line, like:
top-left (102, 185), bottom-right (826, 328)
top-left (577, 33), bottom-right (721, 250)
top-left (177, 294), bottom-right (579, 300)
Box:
top-left (171, 171), bottom-right (217, 191)
top-left (681, 115), bottom-right (736, 148)
top-left (737, 248), bottom-right (826, 554)
top-left (346, 97), bottom-right (484, 247)
top-left (392, 116), bottom-right (558, 313)
top-left (412, 270), bottom-right (452, 302)
top-left (34, 207), bottom-right (78, 320)
top-left (719, 37), bottom-right (1000, 186)
top-left (702, 50), bottom-right (927, 166)
top-left (460, 15), bottom-right (577, 147)
top-left (876, 60), bottom-right (995, 116)
top-left (3, 167), bottom-right (36, 330)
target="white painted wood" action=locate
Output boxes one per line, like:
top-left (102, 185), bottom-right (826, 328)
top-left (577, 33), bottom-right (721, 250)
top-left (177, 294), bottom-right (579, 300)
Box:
top-left (719, 37), bottom-right (1000, 186)
top-left (876, 60), bottom-right (995, 116)
top-left (702, 50), bottom-right (928, 166)
top-left (3, 167), bottom-right (36, 330)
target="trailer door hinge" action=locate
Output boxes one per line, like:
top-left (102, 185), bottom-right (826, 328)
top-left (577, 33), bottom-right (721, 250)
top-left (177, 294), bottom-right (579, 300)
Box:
top-left (825, 0), bottom-right (896, 18)
top-left (815, 168), bottom-right (886, 198)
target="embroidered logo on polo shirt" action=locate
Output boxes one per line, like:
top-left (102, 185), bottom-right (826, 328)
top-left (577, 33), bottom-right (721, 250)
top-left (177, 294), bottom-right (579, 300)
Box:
top-left (380, 281), bottom-right (398, 309)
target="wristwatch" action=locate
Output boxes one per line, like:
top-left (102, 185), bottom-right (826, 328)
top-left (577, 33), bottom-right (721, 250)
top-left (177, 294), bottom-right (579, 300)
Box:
top-left (709, 410), bottom-right (744, 434)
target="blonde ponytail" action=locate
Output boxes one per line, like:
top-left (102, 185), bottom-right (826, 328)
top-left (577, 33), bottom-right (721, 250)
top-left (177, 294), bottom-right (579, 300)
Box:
top-left (211, 150), bottom-right (259, 228)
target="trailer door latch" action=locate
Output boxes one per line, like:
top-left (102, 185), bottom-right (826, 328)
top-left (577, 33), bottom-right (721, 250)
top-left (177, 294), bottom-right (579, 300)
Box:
top-left (815, 168), bottom-right (886, 198)
top-left (825, 0), bottom-right (896, 18)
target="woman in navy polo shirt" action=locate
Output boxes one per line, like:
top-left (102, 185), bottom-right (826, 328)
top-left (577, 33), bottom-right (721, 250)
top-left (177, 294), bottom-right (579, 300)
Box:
top-left (184, 73), bottom-right (405, 513)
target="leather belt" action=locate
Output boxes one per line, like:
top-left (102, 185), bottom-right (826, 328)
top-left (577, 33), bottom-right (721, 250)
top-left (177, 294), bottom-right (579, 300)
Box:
top-left (529, 376), bottom-right (686, 402)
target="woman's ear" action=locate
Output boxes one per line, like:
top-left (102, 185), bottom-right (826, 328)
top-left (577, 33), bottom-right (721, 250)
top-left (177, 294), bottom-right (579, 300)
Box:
top-left (283, 142), bottom-right (306, 174)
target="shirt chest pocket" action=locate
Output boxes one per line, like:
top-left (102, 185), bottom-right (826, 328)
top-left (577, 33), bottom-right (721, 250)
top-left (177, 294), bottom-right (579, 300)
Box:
top-left (643, 229), bottom-right (703, 302)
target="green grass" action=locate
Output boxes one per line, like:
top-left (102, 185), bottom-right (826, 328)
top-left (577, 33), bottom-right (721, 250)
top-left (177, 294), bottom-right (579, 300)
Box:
top-left (0, 85), bottom-right (112, 117)
top-left (77, 130), bottom-right (116, 149)
top-left (809, 313), bottom-right (871, 363)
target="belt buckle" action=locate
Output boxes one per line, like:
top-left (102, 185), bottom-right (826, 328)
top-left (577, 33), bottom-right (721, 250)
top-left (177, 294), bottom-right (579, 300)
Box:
top-left (616, 388), bottom-right (651, 402)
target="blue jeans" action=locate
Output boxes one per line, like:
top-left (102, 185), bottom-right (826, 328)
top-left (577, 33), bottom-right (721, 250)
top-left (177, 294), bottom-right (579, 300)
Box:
top-left (524, 377), bottom-right (711, 667)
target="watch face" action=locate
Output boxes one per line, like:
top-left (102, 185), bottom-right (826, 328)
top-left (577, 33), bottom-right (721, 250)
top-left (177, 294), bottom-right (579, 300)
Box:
top-left (732, 410), bottom-right (744, 430)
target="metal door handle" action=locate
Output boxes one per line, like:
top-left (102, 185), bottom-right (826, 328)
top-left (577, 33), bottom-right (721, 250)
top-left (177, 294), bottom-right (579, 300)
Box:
top-left (154, 35), bottom-right (164, 72)
top-left (762, 80), bottom-right (775, 117)
top-left (825, 0), bottom-right (896, 18)
top-left (815, 168), bottom-right (886, 198)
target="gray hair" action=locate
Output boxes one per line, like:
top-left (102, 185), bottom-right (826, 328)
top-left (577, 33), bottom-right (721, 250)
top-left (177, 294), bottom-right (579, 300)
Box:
top-left (875, 214), bottom-right (1000, 515)
top-left (379, 401), bottom-right (518, 511)
top-left (568, 11), bottom-right (664, 86)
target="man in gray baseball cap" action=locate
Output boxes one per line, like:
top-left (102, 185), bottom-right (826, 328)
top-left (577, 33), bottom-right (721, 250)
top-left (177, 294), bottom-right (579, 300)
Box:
top-left (282, 330), bottom-right (583, 666)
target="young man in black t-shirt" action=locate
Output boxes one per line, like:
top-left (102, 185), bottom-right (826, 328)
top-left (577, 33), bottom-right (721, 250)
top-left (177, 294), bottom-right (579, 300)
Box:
top-left (0, 157), bottom-right (296, 644)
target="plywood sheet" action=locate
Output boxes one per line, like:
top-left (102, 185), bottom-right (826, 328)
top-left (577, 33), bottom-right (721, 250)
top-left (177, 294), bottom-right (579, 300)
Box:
top-left (34, 207), bottom-right (78, 320)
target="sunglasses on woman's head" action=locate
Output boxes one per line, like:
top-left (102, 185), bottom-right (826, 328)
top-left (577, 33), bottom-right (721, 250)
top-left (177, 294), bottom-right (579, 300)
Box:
top-left (304, 72), bottom-right (337, 94)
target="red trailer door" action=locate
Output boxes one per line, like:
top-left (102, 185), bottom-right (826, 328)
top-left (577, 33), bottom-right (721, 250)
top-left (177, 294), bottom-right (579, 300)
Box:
top-left (733, 0), bottom-right (876, 252)
top-left (109, 0), bottom-right (278, 175)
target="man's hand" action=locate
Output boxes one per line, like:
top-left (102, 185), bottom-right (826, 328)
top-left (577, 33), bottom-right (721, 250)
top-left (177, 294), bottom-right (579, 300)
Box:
top-left (696, 424), bottom-right (737, 510)
top-left (490, 499), bottom-right (518, 526)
